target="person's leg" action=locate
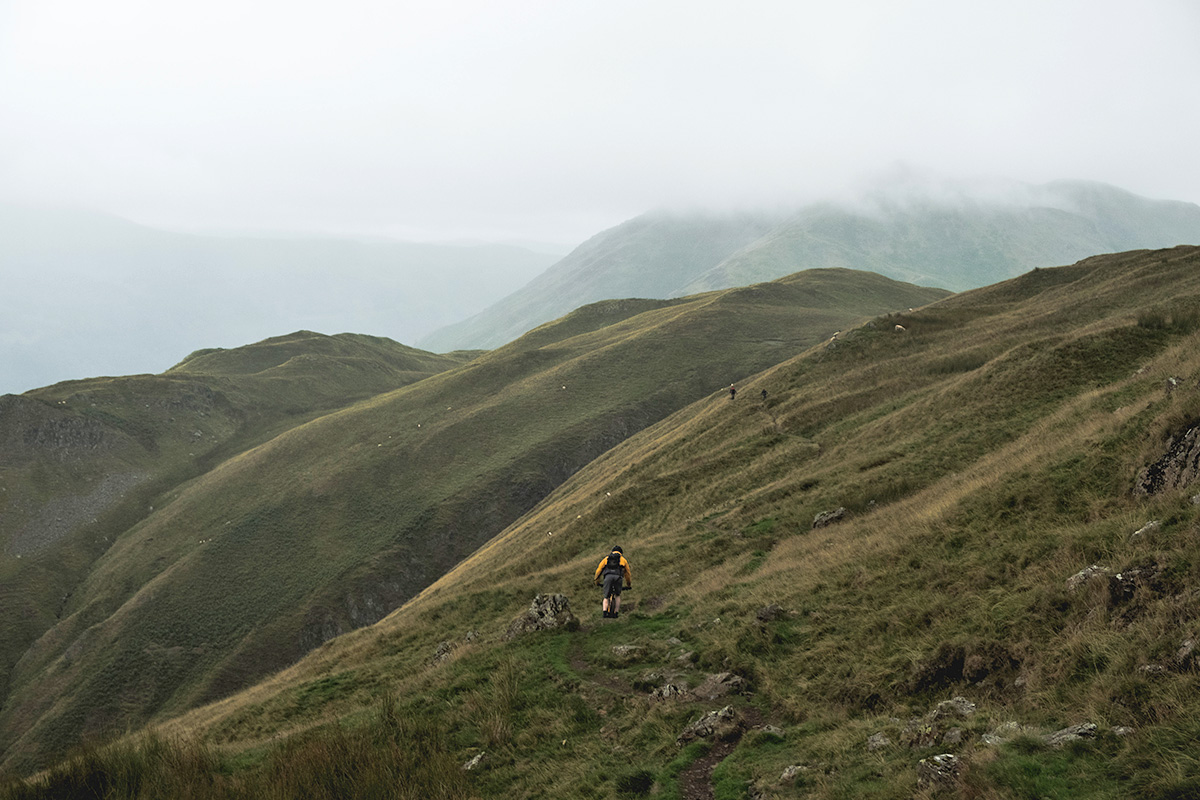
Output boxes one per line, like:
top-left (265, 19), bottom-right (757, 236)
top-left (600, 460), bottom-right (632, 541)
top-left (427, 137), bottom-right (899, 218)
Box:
top-left (603, 575), bottom-right (621, 617)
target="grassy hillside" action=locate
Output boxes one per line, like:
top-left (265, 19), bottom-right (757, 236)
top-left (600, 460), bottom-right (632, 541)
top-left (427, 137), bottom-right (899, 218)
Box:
top-left (0, 332), bottom-right (471, 770)
top-left (0, 271), bottom-right (945, 775)
top-left (421, 181), bottom-right (1200, 353)
top-left (12, 247), bottom-right (1200, 798)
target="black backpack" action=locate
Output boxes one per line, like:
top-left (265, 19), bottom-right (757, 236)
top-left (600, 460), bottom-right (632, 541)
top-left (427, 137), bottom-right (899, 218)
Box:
top-left (604, 551), bottom-right (622, 575)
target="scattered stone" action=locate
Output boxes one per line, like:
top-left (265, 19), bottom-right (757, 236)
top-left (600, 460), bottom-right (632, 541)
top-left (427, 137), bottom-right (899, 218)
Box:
top-left (611, 644), bottom-right (642, 660)
top-left (677, 705), bottom-right (744, 745)
top-left (1176, 638), bottom-right (1196, 669)
top-left (1138, 664), bottom-right (1167, 676)
top-left (1192, 494), bottom-right (1200, 506)
top-left (902, 696), bottom-right (978, 749)
top-left (1044, 723), bottom-right (1097, 748)
top-left (1067, 564), bottom-right (1110, 592)
top-left (689, 672), bottom-right (748, 701)
top-left (930, 696), bottom-right (976, 722)
top-left (650, 683), bottom-right (686, 701)
top-left (675, 650), bottom-right (696, 666)
top-left (867, 732), bottom-right (892, 752)
top-left (666, 637), bottom-right (683, 646)
top-left (780, 765), bottom-right (807, 782)
top-left (756, 603), bottom-right (785, 622)
top-left (502, 594), bottom-right (579, 640)
top-left (916, 754), bottom-right (960, 789)
top-left (431, 640), bottom-right (455, 664)
top-left (1166, 376), bottom-right (1182, 393)
top-left (1113, 726), bottom-right (1135, 737)
top-left (942, 728), bottom-right (966, 747)
top-left (1109, 562), bottom-right (1167, 604)
top-left (462, 752), bottom-right (485, 771)
top-left (760, 725), bottom-right (785, 738)
top-left (982, 721), bottom-right (1026, 746)
top-left (464, 630), bottom-right (479, 643)
top-left (903, 719), bottom-right (938, 749)
top-left (1131, 520), bottom-right (1162, 539)
top-left (812, 507), bottom-right (847, 529)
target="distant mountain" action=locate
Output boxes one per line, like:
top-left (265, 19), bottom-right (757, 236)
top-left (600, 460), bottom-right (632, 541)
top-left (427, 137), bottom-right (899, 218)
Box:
top-left (417, 211), bottom-right (787, 352)
top-left (419, 180), bottom-right (1200, 351)
top-left (0, 269), bottom-right (947, 773)
top-left (0, 205), bottom-right (558, 395)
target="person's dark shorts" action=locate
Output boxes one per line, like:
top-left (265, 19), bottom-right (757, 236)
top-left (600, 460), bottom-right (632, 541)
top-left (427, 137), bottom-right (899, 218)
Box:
top-left (602, 573), bottom-right (624, 597)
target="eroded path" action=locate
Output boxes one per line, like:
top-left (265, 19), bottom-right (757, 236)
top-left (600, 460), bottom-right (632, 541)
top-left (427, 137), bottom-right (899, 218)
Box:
top-left (566, 622), bottom-right (764, 800)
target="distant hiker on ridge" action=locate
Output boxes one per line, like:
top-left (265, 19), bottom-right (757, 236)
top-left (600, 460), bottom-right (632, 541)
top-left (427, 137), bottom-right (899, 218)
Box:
top-left (594, 545), bottom-right (631, 618)
top-left (729, 384), bottom-right (737, 400)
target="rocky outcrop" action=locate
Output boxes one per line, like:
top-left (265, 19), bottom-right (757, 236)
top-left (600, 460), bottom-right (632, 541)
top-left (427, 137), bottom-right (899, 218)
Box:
top-left (677, 705), bottom-right (745, 745)
top-left (1136, 422), bottom-right (1200, 495)
top-left (649, 683), bottom-right (686, 701)
top-left (690, 671), bottom-right (749, 701)
top-left (812, 507), bottom-right (847, 529)
top-left (917, 754), bottom-right (960, 789)
top-left (0, 395), bottom-right (118, 466)
top-left (1067, 564), bottom-right (1110, 592)
top-left (982, 720), bottom-right (1102, 748)
top-left (901, 696), bottom-right (977, 749)
top-left (1109, 561), bottom-right (1168, 604)
top-left (502, 594), bottom-right (578, 640)
top-left (1045, 723), bottom-right (1097, 748)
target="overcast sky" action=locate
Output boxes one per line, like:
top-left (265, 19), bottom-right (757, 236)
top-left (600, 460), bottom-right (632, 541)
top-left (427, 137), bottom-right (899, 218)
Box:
top-left (2, 0), bottom-right (1198, 245)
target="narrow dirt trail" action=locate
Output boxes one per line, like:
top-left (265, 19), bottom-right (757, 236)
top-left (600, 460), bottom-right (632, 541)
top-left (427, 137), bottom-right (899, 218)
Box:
top-left (566, 624), bottom-right (764, 800)
top-left (677, 739), bottom-right (738, 800)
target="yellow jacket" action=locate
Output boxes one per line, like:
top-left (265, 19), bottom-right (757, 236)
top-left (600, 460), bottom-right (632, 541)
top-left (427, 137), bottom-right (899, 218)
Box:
top-left (594, 552), bottom-right (631, 586)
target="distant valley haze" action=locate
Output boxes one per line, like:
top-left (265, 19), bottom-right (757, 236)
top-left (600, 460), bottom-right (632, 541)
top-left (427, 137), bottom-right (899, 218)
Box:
top-left (2, 0), bottom-right (1199, 392)
top-left (5, 174), bottom-right (1200, 396)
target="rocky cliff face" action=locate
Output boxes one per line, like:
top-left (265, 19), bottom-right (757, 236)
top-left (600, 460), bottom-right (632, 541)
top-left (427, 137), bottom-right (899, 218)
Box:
top-left (0, 395), bottom-right (122, 466)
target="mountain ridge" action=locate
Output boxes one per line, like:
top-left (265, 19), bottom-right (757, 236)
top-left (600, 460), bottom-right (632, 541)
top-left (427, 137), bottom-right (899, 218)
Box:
top-left (419, 180), bottom-right (1200, 352)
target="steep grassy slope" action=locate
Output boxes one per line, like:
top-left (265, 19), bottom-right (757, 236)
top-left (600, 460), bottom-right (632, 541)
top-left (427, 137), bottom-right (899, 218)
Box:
top-left (0, 271), bottom-right (946, 774)
top-left (49, 246), bottom-right (1200, 799)
top-left (421, 181), bottom-right (1200, 353)
top-left (0, 332), bottom-right (471, 768)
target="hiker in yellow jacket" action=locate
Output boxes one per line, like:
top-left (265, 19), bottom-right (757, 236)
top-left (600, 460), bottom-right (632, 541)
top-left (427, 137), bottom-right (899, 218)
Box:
top-left (594, 545), bottom-right (631, 618)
